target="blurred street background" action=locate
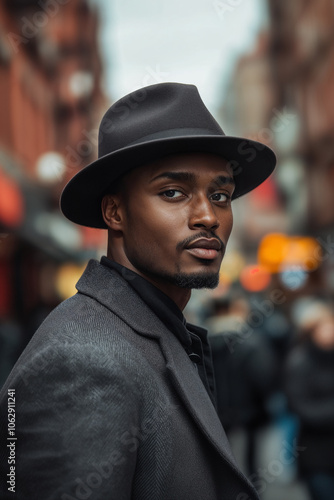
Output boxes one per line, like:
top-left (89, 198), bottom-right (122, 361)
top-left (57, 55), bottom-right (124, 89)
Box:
top-left (1, 1), bottom-right (334, 498)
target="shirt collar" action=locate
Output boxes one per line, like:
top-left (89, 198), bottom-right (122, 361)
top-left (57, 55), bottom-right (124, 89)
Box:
top-left (100, 256), bottom-right (192, 349)
top-left (100, 257), bottom-right (216, 405)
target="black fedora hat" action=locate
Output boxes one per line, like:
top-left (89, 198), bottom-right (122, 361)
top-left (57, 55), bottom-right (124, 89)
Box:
top-left (61, 82), bottom-right (276, 228)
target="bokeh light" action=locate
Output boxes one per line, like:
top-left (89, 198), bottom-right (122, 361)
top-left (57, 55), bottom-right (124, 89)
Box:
top-left (239, 264), bottom-right (271, 292)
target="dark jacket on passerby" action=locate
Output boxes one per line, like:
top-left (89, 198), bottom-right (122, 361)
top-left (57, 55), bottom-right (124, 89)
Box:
top-left (284, 339), bottom-right (334, 475)
top-left (209, 325), bottom-right (278, 431)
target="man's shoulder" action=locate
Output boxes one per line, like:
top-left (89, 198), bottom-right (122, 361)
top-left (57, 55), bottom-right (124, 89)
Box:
top-left (5, 270), bottom-right (142, 378)
top-left (0, 291), bottom-right (153, 400)
top-left (31, 290), bottom-right (134, 353)
top-left (37, 258), bottom-right (137, 338)
top-left (0, 260), bottom-right (167, 397)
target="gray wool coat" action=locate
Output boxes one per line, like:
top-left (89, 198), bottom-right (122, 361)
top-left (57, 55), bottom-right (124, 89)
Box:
top-left (0, 260), bottom-right (259, 500)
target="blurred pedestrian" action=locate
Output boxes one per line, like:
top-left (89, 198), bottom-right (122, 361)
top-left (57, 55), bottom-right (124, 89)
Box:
top-left (208, 293), bottom-right (279, 477)
top-left (284, 298), bottom-right (334, 500)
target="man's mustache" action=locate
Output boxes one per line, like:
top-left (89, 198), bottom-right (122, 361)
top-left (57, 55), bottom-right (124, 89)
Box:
top-left (176, 231), bottom-right (225, 252)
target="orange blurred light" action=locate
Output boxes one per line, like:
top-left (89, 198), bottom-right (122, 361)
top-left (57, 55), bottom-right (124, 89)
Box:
top-left (240, 264), bottom-right (271, 292)
top-left (283, 237), bottom-right (321, 271)
top-left (0, 169), bottom-right (24, 228)
top-left (258, 233), bottom-right (322, 273)
top-left (56, 263), bottom-right (87, 300)
top-left (258, 233), bottom-right (289, 273)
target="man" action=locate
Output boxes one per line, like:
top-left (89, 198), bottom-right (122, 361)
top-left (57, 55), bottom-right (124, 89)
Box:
top-left (0, 83), bottom-right (276, 499)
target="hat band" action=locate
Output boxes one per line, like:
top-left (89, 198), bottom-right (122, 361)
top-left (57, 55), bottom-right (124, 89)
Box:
top-left (128, 127), bottom-right (224, 146)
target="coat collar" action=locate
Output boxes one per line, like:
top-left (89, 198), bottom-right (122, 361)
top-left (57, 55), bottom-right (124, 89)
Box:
top-left (76, 260), bottom-right (258, 498)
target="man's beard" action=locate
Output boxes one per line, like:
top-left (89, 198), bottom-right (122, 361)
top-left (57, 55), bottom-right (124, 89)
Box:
top-left (131, 258), bottom-right (220, 289)
top-left (167, 271), bottom-right (220, 289)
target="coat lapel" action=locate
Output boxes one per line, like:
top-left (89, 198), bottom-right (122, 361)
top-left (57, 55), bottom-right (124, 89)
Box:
top-left (76, 260), bottom-right (257, 496)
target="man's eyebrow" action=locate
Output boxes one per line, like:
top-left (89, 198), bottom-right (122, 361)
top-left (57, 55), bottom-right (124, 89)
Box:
top-left (149, 172), bottom-right (235, 186)
top-left (149, 171), bottom-right (196, 183)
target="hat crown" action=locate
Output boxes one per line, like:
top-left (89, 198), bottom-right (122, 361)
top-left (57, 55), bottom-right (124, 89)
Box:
top-left (98, 83), bottom-right (225, 158)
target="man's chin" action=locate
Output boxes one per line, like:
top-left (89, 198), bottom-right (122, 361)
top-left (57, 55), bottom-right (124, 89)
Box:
top-left (170, 271), bottom-right (220, 289)
top-left (128, 258), bottom-right (220, 290)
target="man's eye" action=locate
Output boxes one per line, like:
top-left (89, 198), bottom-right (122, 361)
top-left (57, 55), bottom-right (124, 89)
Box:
top-left (162, 190), bottom-right (183, 199)
top-left (211, 193), bottom-right (230, 202)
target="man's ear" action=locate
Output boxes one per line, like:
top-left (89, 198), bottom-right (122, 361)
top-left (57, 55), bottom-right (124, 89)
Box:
top-left (101, 194), bottom-right (123, 230)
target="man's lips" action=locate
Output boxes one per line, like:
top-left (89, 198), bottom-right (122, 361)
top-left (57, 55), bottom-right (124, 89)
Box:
top-left (185, 238), bottom-right (222, 260)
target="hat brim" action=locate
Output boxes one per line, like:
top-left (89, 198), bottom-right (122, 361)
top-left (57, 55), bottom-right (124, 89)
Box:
top-left (60, 135), bottom-right (276, 228)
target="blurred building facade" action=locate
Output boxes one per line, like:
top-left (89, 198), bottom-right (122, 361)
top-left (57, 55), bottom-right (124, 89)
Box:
top-left (209, 8), bottom-right (334, 496)
top-left (218, 0), bottom-right (334, 301)
top-left (268, 0), bottom-right (334, 233)
top-left (0, 0), bottom-right (106, 360)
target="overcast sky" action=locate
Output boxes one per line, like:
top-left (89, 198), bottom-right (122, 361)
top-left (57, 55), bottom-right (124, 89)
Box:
top-left (93, 0), bottom-right (267, 112)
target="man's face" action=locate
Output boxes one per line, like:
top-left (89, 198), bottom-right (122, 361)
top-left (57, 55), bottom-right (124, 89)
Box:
top-left (107, 153), bottom-right (234, 290)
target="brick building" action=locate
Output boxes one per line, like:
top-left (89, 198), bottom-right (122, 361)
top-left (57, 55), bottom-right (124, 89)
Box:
top-left (219, 32), bottom-right (288, 250)
top-left (268, 0), bottom-right (334, 233)
top-left (218, 1), bottom-right (334, 295)
top-left (0, 0), bottom-right (106, 370)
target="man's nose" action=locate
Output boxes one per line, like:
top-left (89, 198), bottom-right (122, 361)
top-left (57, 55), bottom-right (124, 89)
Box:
top-left (188, 196), bottom-right (220, 230)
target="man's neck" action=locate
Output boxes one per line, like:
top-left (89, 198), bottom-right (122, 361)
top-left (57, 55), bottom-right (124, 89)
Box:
top-left (139, 275), bottom-right (192, 311)
top-left (107, 252), bottom-right (191, 311)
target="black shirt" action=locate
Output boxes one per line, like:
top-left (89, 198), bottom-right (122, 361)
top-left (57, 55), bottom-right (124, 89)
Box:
top-left (100, 256), bottom-right (216, 404)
